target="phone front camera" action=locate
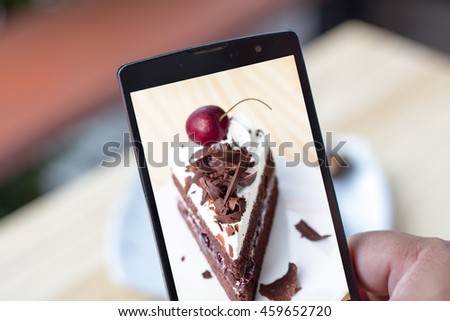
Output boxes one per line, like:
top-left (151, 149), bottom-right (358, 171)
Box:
top-left (255, 45), bottom-right (262, 53)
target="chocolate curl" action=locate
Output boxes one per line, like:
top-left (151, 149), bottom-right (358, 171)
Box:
top-left (184, 170), bottom-right (203, 192)
top-left (214, 197), bottom-right (245, 223)
top-left (204, 178), bottom-right (223, 199)
top-left (239, 172), bottom-right (257, 186)
top-left (186, 142), bottom-right (256, 222)
top-left (222, 156), bottom-right (243, 203)
top-left (259, 263), bottom-right (301, 301)
top-left (225, 225), bottom-right (235, 236)
top-left (191, 145), bottom-right (210, 161)
top-left (215, 211), bottom-right (243, 224)
top-left (295, 220), bottom-right (331, 241)
top-left (200, 190), bottom-right (209, 205)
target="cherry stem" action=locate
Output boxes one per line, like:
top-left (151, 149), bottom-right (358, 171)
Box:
top-left (218, 98), bottom-right (272, 122)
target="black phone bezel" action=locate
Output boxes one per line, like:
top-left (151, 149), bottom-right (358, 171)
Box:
top-left (118, 31), bottom-right (360, 301)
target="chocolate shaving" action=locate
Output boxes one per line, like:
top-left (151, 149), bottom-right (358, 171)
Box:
top-left (239, 172), bottom-right (257, 186)
top-left (202, 270), bottom-right (212, 279)
top-left (259, 263), bottom-right (301, 301)
top-left (204, 179), bottom-right (223, 199)
top-left (228, 244), bottom-right (234, 258)
top-left (181, 256), bottom-right (185, 262)
top-left (191, 146), bottom-right (208, 160)
top-left (295, 219), bottom-right (331, 241)
top-left (222, 157), bottom-right (244, 202)
top-left (216, 211), bottom-right (242, 224)
top-left (216, 234), bottom-right (225, 249)
top-left (200, 190), bottom-right (209, 205)
top-left (184, 170), bottom-right (203, 193)
top-left (228, 197), bottom-right (239, 210)
top-left (215, 220), bottom-right (224, 232)
top-left (225, 225), bottom-right (235, 236)
top-left (186, 143), bottom-right (256, 223)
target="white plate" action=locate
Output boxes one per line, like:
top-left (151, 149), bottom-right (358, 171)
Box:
top-left (155, 156), bottom-right (348, 300)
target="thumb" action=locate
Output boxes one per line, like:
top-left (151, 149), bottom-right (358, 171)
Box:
top-left (349, 231), bottom-right (450, 300)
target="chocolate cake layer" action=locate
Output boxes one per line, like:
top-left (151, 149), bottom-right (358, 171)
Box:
top-left (173, 153), bottom-right (278, 300)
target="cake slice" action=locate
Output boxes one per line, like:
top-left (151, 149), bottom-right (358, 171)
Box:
top-left (170, 114), bottom-right (278, 300)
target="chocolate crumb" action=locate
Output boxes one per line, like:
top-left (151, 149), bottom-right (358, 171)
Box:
top-left (202, 270), bottom-right (212, 279)
top-left (295, 219), bottom-right (331, 241)
top-left (259, 263), bottom-right (300, 301)
top-left (181, 256), bottom-right (185, 262)
top-left (225, 225), bottom-right (235, 236)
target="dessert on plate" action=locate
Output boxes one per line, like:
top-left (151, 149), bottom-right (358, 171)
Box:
top-left (170, 101), bottom-right (278, 300)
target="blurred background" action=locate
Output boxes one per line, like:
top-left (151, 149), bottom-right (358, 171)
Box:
top-left (0, 0), bottom-right (449, 300)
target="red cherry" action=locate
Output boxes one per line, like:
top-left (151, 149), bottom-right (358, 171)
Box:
top-left (185, 105), bottom-right (230, 145)
top-left (186, 98), bottom-right (272, 146)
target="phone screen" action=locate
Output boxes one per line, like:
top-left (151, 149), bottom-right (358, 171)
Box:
top-left (122, 34), bottom-right (356, 301)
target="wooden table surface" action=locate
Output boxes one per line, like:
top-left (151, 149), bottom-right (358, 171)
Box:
top-left (1, 20), bottom-right (450, 300)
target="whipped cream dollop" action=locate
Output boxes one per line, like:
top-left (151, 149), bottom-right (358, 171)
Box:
top-left (170, 113), bottom-right (269, 260)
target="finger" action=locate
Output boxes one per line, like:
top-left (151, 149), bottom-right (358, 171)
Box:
top-left (360, 288), bottom-right (388, 301)
top-left (348, 231), bottom-right (421, 299)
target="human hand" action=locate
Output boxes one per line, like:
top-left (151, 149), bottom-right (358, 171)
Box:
top-left (349, 231), bottom-right (450, 300)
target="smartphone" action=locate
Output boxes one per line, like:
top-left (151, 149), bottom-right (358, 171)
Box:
top-left (118, 31), bottom-right (359, 301)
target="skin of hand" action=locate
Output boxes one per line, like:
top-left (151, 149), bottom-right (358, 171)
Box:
top-left (349, 231), bottom-right (450, 300)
